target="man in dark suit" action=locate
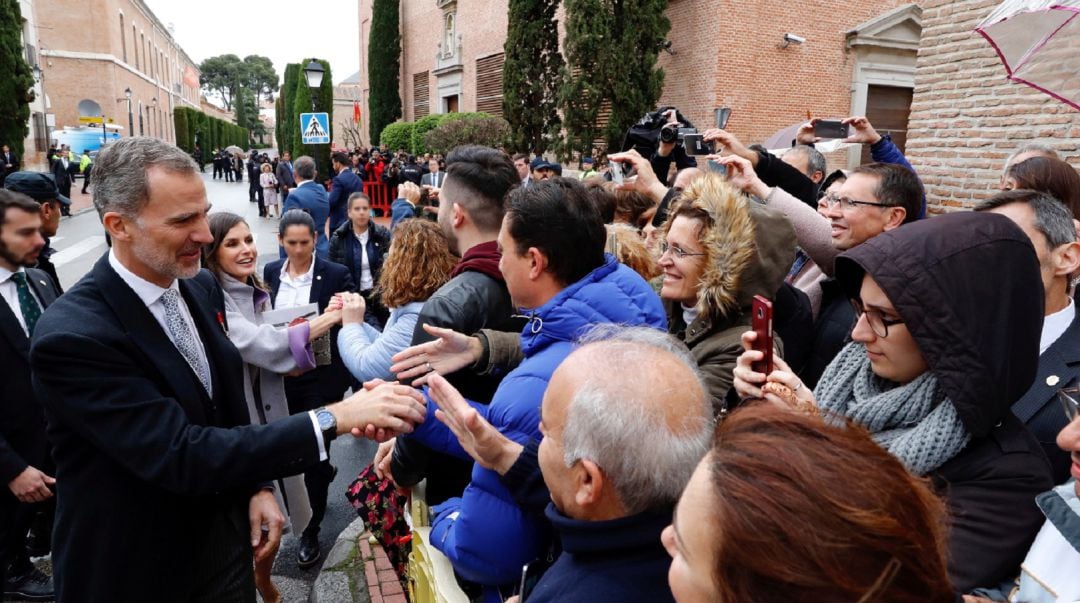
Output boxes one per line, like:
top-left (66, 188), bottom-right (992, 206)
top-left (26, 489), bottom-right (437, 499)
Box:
top-left (327, 152), bottom-right (363, 233)
top-left (282, 155), bottom-right (331, 258)
top-left (0, 190), bottom-right (57, 601)
top-left (263, 210), bottom-right (356, 568)
top-left (5, 172), bottom-right (71, 296)
top-left (49, 154), bottom-right (73, 206)
top-left (0, 145), bottom-right (18, 187)
top-left (979, 190), bottom-right (1080, 484)
top-left (28, 137), bottom-right (425, 602)
top-left (276, 152), bottom-right (297, 205)
top-left (247, 154), bottom-right (265, 217)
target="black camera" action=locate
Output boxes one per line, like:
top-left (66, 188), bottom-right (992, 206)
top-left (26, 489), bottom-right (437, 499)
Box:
top-left (659, 123), bottom-right (698, 144)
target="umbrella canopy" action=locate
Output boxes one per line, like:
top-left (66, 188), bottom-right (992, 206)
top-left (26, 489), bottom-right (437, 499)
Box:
top-left (976, 0), bottom-right (1080, 110)
top-left (224, 145), bottom-right (244, 155)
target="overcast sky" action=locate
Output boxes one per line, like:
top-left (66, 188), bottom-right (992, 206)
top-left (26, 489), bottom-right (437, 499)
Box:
top-left (143, 0), bottom-right (361, 102)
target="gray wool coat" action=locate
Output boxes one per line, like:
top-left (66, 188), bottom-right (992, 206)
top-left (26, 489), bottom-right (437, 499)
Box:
top-left (220, 273), bottom-right (313, 533)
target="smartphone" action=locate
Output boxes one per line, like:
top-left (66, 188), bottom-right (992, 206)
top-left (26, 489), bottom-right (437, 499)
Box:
top-left (705, 159), bottom-right (727, 177)
top-left (517, 560), bottom-right (547, 601)
top-left (750, 295), bottom-right (774, 375)
top-left (609, 161), bottom-right (625, 185)
top-left (813, 119), bottom-right (849, 139)
top-left (682, 134), bottom-right (716, 156)
top-left (716, 107), bottom-right (732, 130)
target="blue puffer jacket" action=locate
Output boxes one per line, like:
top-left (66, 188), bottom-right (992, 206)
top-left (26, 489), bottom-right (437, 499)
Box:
top-left (404, 255), bottom-right (666, 593)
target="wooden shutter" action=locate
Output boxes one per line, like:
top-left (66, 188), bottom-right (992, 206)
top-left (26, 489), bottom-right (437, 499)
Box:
top-left (476, 53), bottom-right (504, 116)
top-left (414, 71), bottom-right (430, 119)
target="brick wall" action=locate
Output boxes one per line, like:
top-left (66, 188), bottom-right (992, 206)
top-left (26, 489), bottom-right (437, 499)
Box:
top-left (904, 0), bottom-right (1080, 213)
top-left (360, 0), bottom-right (911, 155)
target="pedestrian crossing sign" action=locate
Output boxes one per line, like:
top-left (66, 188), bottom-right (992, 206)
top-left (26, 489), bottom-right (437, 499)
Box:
top-left (300, 112), bottom-right (330, 144)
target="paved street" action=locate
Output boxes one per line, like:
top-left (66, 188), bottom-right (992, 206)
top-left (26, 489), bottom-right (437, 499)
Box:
top-left (49, 167), bottom-right (377, 601)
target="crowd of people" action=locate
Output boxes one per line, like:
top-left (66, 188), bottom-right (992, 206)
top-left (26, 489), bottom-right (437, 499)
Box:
top-left (0, 111), bottom-right (1078, 603)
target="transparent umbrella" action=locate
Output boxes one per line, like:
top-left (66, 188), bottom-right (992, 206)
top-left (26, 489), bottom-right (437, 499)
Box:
top-left (976, 0), bottom-right (1080, 110)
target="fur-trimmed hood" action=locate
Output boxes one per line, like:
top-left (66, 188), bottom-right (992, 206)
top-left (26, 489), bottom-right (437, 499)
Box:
top-left (671, 176), bottom-right (797, 320)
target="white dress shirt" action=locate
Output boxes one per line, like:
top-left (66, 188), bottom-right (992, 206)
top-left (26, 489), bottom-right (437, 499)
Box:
top-left (1040, 298), bottom-right (1075, 355)
top-left (354, 230), bottom-right (374, 291)
top-left (0, 265), bottom-right (43, 336)
top-left (276, 255), bottom-right (316, 309)
top-left (109, 250), bottom-right (213, 396)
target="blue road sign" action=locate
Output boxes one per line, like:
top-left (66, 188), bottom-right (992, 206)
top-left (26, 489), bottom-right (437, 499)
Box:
top-left (300, 112), bottom-right (330, 144)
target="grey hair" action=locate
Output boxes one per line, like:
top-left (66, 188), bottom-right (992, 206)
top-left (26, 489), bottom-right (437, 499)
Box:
top-left (787, 144), bottom-right (827, 178)
top-left (293, 156), bottom-right (316, 181)
top-left (562, 325), bottom-right (711, 514)
top-left (976, 189), bottom-right (1077, 249)
top-left (92, 137), bottom-right (197, 219)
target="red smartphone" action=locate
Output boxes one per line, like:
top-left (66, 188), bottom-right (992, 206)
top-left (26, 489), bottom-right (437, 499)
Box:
top-left (751, 295), bottom-right (774, 375)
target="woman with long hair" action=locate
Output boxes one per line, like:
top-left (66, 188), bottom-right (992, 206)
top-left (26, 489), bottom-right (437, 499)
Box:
top-left (201, 211), bottom-right (343, 602)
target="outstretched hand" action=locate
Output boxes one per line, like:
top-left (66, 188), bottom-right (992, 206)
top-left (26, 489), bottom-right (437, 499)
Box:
top-left (333, 382), bottom-right (426, 440)
top-left (428, 373), bottom-right (523, 475)
top-left (389, 323), bottom-right (482, 386)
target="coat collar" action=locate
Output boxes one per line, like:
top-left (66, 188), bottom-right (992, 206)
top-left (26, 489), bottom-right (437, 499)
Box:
top-left (0, 268), bottom-right (57, 359)
top-left (92, 255), bottom-right (231, 424)
top-left (1013, 308), bottom-right (1080, 423)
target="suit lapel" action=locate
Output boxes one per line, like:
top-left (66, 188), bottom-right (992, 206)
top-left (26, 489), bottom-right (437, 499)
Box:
top-left (94, 257), bottom-right (210, 424)
top-left (309, 258), bottom-right (326, 309)
top-left (0, 296), bottom-right (29, 360)
top-left (179, 277), bottom-right (246, 426)
top-left (1014, 312), bottom-right (1080, 422)
top-left (26, 269), bottom-right (58, 307)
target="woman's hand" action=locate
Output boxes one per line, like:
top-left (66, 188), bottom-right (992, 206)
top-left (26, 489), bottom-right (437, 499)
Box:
top-left (732, 330), bottom-right (769, 400)
top-left (372, 438), bottom-right (397, 483)
top-left (759, 355), bottom-right (818, 414)
top-left (341, 292), bottom-right (367, 325)
top-left (714, 155), bottom-right (770, 199)
top-left (389, 324), bottom-right (483, 386)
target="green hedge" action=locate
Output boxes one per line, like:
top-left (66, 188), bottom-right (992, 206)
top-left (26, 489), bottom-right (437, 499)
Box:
top-left (408, 112), bottom-right (494, 155)
top-left (423, 116), bottom-right (511, 156)
top-left (173, 106), bottom-right (249, 154)
top-left (380, 121), bottom-right (414, 153)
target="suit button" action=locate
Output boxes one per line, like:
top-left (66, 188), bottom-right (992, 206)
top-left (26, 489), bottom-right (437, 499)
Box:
top-left (265, 404), bottom-right (272, 411)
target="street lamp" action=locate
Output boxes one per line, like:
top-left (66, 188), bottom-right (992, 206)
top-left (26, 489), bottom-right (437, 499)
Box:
top-left (151, 97), bottom-right (158, 137)
top-left (124, 88), bottom-right (133, 137)
top-left (303, 59), bottom-right (324, 176)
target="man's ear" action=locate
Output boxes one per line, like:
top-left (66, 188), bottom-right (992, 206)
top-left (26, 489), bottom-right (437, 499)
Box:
top-left (451, 202), bottom-right (466, 228)
top-left (102, 211), bottom-right (130, 242)
top-left (527, 247), bottom-right (548, 280)
top-left (40, 202), bottom-right (57, 221)
top-left (573, 459), bottom-right (605, 509)
top-left (882, 206), bottom-right (908, 231)
top-left (1052, 241), bottom-right (1080, 280)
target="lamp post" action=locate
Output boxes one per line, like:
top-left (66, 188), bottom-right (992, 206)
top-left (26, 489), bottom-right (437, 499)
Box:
top-left (151, 97), bottom-right (158, 138)
top-left (302, 60), bottom-right (325, 177)
top-left (124, 88), bottom-right (133, 137)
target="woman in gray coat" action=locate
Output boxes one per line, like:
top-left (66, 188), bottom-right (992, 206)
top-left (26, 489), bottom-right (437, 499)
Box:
top-left (203, 212), bottom-right (343, 603)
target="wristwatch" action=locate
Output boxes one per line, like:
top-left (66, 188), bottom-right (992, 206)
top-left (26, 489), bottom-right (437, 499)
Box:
top-left (314, 407), bottom-right (338, 443)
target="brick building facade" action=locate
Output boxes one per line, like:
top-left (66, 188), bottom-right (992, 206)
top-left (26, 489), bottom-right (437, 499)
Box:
top-left (903, 0), bottom-right (1080, 213)
top-left (357, 0), bottom-right (919, 166)
top-left (32, 0), bottom-right (202, 150)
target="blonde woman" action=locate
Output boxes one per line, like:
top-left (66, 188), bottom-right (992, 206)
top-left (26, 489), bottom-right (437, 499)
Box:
top-left (260, 163), bottom-right (279, 217)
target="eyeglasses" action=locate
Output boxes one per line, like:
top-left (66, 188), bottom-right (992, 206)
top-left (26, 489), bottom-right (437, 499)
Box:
top-left (823, 193), bottom-right (892, 210)
top-left (659, 241), bottom-right (707, 260)
top-left (1058, 381), bottom-right (1080, 422)
top-left (850, 298), bottom-right (905, 338)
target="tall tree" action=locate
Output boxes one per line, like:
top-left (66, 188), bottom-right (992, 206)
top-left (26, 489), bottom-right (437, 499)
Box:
top-left (603, 0), bottom-right (669, 152)
top-left (502, 0), bottom-right (564, 154)
top-left (559, 0), bottom-right (669, 158)
top-left (292, 58), bottom-right (333, 176)
top-left (0, 0), bottom-right (33, 158)
top-left (277, 63), bottom-right (300, 155)
top-left (243, 55), bottom-right (279, 104)
top-left (368, 0), bottom-right (402, 146)
top-left (198, 54), bottom-right (244, 110)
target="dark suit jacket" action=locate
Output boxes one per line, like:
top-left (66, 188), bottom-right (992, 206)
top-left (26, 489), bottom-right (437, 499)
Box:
top-left (420, 171), bottom-right (446, 188)
top-left (263, 256), bottom-right (356, 402)
top-left (1011, 306), bottom-right (1080, 484)
top-left (282, 181), bottom-right (331, 258)
top-left (30, 256), bottom-right (321, 602)
top-left (328, 167), bottom-right (364, 233)
top-left (276, 161), bottom-right (296, 189)
top-left (0, 268), bottom-right (59, 484)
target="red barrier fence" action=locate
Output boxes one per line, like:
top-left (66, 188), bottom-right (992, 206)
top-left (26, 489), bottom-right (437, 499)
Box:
top-left (364, 182), bottom-right (394, 216)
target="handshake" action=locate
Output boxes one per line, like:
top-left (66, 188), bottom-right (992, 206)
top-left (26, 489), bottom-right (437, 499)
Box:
top-left (324, 380), bottom-right (427, 442)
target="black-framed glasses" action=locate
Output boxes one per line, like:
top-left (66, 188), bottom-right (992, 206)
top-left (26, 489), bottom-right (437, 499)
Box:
top-left (1058, 380), bottom-right (1080, 422)
top-left (823, 193), bottom-right (892, 210)
top-left (659, 241), bottom-right (707, 260)
top-left (850, 298), bottom-right (905, 338)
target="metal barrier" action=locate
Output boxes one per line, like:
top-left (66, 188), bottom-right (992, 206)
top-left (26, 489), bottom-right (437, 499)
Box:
top-left (364, 182), bottom-right (394, 216)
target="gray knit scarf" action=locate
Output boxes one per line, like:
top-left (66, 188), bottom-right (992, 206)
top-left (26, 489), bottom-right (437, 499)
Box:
top-left (814, 342), bottom-right (971, 476)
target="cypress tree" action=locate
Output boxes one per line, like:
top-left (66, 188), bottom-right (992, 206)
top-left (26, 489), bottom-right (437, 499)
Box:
top-left (559, 0), bottom-right (610, 162)
top-left (603, 0), bottom-right (669, 152)
top-left (173, 108), bottom-right (190, 152)
top-left (0, 0), bottom-right (34, 158)
top-left (279, 63), bottom-right (299, 155)
top-left (368, 0), bottom-right (402, 146)
top-left (292, 58), bottom-right (333, 176)
top-left (502, 0), bottom-right (563, 154)
top-left (274, 96), bottom-right (285, 154)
